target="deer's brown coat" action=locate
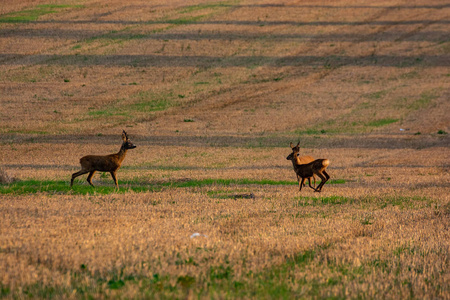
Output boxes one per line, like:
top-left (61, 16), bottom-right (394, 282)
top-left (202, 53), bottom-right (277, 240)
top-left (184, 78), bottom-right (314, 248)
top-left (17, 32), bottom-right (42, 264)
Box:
top-left (70, 131), bottom-right (136, 188)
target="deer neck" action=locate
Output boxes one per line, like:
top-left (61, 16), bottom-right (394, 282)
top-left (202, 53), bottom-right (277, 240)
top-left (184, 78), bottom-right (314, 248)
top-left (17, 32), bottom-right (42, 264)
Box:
top-left (292, 154), bottom-right (305, 174)
top-left (292, 153), bottom-right (302, 165)
top-left (116, 144), bottom-right (128, 162)
top-left (291, 157), bottom-right (301, 172)
top-left (292, 157), bottom-right (309, 178)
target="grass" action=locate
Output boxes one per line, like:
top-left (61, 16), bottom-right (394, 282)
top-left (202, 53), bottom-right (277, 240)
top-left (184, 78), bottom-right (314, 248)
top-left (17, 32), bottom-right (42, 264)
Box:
top-left (0, 165), bottom-right (446, 299)
top-left (365, 118), bottom-right (399, 127)
top-left (84, 109), bottom-right (131, 122)
top-left (373, 195), bottom-right (433, 209)
top-left (0, 180), bottom-right (156, 195)
top-left (0, 178), bottom-right (346, 195)
top-left (363, 90), bottom-right (388, 100)
top-left (394, 90), bottom-right (439, 111)
top-left (87, 110), bottom-right (114, 117)
top-left (2, 240), bottom-right (445, 299)
top-left (294, 116), bottom-right (399, 135)
top-left (68, 1), bottom-right (233, 46)
top-left (4, 130), bottom-right (49, 135)
top-left (408, 91), bottom-right (438, 110)
top-left (178, 2), bottom-right (233, 14)
top-left (1, 0), bottom-right (449, 298)
top-left (165, 15), bottom-right (206, 25)
top-left (294, 128), bottom-right (328, 135)
top-left (131, 90), bottom-right (176, 112)
top-left (0, 248), bottom-right (321, 299)
top-left (294, 195), bottom-right (352, 206)
top-left (79, 90), bottom-right (176, 123)
top-left (131, 98), bottom-right (172, 112)
top-left (0, 4), bottom-right (83, 23)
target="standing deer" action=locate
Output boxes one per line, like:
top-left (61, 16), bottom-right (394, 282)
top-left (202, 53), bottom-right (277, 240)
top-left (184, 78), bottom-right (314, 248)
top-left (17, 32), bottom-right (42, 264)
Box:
top-left (286, 142), bottom-right (330, 192)
top-left (70, 130), bottom-right (136, 188)
top-left (293, 145), bottom-right (316, 188)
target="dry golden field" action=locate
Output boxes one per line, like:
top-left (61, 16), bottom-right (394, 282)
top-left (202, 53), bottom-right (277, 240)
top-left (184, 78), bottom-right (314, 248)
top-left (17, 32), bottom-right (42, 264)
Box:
top-left (0, 0), bottom-right (449, 298)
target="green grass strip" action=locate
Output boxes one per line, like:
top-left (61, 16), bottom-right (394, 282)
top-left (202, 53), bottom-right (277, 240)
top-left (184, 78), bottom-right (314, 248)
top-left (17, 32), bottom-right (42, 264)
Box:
top-left (0, 178), bottom-right (345, 195)
top-left (0, 180), bottom-right (156, 195)
top-left (294, 195), bottom-right (352, 206)
top-left (0, 5), bottom-right (83, 23)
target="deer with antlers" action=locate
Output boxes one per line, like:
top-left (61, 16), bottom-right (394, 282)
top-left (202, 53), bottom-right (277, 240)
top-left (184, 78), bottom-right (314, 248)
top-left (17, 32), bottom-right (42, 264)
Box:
top-left (70, 130), bottom-right (136, 188)
top-left (286, 142), bottom-right (330, 192)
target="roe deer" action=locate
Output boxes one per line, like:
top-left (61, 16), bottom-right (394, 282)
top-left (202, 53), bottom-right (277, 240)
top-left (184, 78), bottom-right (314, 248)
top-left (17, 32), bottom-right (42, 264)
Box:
top-left (286, 142), bottom-right (330, 192)
top-left (70, 130), bottom-right (136, 188)
top-left (291, 142), bottom-right (316, 188)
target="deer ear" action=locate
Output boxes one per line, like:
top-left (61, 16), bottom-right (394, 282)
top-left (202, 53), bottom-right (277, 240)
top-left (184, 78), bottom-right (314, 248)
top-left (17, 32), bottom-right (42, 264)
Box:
top-left (296, 141), bottom-right (300, 147)
top-left (122, 130), bottom-right (127, 141)
top-left (289, 142), bottom-right (294, 148)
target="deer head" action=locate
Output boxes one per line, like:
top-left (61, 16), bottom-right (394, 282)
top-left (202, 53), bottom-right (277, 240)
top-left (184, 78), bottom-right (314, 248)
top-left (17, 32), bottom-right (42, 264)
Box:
top-left (122, 130), bottom-right (136, 150)
top-left (286, 141), bottom-right (300, 160)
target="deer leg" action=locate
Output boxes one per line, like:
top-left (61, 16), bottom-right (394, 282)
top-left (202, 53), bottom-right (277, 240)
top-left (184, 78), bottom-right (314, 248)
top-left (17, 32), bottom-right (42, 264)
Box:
top-left (301, 175), bottom-right (308, 187)
top-left (307, 177), bottom-right (315, 190)
top-left (312, 174), bottom-right (316, 188)
top-left (299, 177), bottom-right (306, 191)
top-left (315, 172), bottom-right (327, 192)
top-left (110, 171), bottom-right (119, 189)
top-left (296, 174), bottom-right (304, 186)
top-left (71, 170), bottom-right (89, 187)
top-left (314, 173), bottom-right (324, 192)
top-left (319, 170), bottom-right (330, 191)
top-left (86, 171), bottom-right (96, 187)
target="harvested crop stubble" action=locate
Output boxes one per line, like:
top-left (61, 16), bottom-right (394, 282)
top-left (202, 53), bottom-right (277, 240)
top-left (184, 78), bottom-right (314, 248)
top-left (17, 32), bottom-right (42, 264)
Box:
top-left (1, 0), bottom-right (449, 297)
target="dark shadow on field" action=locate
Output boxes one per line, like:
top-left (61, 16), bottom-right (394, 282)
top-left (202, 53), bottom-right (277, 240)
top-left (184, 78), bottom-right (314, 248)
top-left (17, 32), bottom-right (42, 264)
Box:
top-left (1, 163), bottom-right (288, 171)
top-left (2, 133), bottom-right (449, 149)
top-left (239, 4), bottom-right (450, 9)
top-left (1, 54), bottom-right (448, 67)
top-left (1, 29), bottom-right (447, 42)
top-left (2, 164), bottom-right (75, 170)
top-left (1, 19), bottom-right (449, 26)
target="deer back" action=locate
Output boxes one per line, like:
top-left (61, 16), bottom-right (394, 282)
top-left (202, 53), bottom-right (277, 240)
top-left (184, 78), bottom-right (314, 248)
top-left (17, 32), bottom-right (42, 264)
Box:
top-left (296, 155), bottom-right (315, 165)
top-left (294, 159), bottom-right (329, 178)
top-left (80, 154), bottom-right (122, 172)
top-left (310, 159), bottom-right (329, 174)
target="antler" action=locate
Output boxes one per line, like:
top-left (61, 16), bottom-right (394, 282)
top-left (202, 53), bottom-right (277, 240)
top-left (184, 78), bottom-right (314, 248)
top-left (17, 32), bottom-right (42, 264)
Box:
top-left (122, 130), bottom-right (128, 141)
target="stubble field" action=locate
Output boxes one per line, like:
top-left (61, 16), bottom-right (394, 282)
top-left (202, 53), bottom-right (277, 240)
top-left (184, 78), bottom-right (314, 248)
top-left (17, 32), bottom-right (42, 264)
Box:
top-left (0, 0), bottom-right (449, 298)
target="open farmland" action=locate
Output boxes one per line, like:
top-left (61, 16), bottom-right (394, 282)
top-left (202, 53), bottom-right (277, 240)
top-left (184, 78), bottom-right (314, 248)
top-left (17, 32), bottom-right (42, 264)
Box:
top-left (0, 0), bottom-right (449, 298)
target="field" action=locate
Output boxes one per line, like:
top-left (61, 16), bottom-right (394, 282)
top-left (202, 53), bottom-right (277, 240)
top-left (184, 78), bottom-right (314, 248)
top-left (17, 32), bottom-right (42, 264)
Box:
top-left (0, 0), bottom-right (449, 298)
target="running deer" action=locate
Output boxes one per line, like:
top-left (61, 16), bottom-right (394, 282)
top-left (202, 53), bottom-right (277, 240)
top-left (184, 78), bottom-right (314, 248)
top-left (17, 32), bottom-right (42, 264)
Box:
top-left (286, 142), bottom-right (330, 192)
top-left (70, 130), bottom-right (136, 188)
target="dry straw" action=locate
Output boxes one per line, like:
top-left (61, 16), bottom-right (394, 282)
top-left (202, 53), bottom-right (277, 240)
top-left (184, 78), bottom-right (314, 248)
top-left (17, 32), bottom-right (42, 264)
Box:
top-left (0, 0), bottom-right (449, 298)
